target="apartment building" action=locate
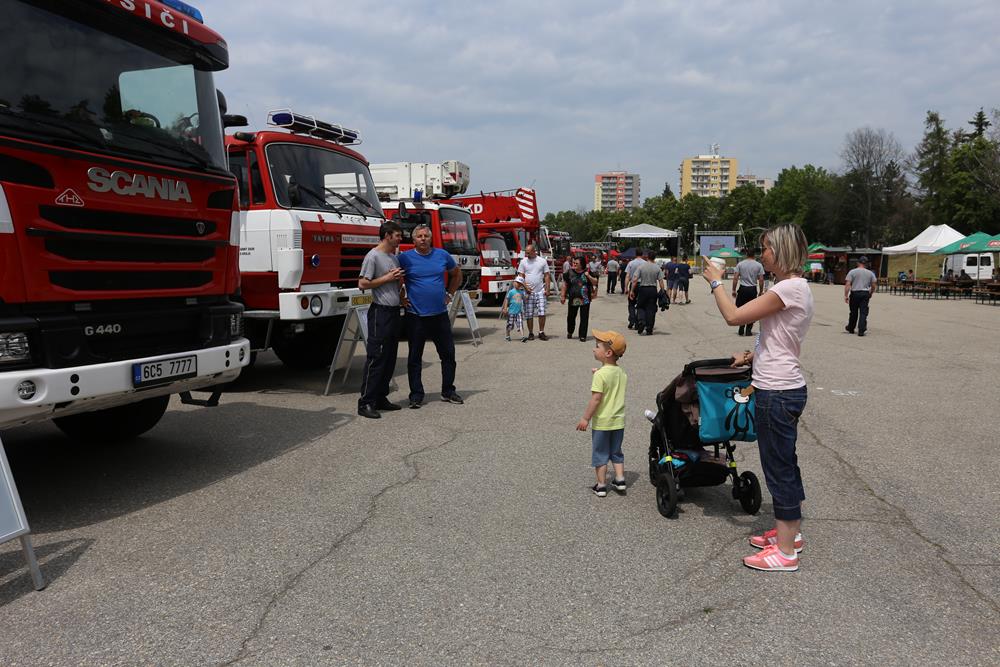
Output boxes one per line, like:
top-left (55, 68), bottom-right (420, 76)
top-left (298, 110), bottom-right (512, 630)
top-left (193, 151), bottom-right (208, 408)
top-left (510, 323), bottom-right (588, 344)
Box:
top-left (736, 174), bottom-right (774, 192)
top-left (678, 154), bottom-right (738, 198)
top-left (593, 171), bottom-right (640, 211)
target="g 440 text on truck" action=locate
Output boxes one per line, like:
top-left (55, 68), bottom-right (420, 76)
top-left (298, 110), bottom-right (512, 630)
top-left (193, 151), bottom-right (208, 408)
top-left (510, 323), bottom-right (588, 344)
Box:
top-left (370, 162), bottom-right (488, 307)
top-left (226, 111), bottom-right (386, 369)
top-left (0, 0), bottom-right (250, 442)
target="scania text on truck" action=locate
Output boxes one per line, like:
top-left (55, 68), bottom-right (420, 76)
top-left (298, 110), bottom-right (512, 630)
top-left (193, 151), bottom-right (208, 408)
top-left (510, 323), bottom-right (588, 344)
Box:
top-left (369, 162), bottom-right (483, 306)
top-left (225, 110), bottom-right (386, 369)
top-left (0, 0), bottom-right (250, 441)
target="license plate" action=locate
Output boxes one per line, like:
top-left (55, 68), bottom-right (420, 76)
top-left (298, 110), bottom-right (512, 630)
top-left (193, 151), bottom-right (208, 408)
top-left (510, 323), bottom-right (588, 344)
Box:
top-left (132, 355), bottom-right (197, 388)
top-left (351, 294), bottom-right (374, 307)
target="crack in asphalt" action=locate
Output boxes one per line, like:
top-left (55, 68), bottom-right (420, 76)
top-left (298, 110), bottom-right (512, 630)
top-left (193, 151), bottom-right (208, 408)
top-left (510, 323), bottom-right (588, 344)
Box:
top-left (218, 427), bottom-right (462, 666)
top-left (799, 419), bottom-right (1000, 615)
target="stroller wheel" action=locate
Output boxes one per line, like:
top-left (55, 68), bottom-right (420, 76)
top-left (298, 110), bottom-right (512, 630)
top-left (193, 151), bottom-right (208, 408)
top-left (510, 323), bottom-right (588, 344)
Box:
top-left (655, 473), bottom-right (678, 518)
top-left (648, 424), bottom-right (665, 486)
top-left (737, 471), bottom-right (762, 515)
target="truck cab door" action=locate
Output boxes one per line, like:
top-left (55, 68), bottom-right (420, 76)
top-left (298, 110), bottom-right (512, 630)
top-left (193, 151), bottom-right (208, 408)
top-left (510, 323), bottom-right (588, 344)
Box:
top-left (227, 147), bottom-right (272, 272)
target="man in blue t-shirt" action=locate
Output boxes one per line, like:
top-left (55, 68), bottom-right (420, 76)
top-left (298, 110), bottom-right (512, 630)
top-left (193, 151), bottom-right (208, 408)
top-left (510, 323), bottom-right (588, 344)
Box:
top-left (398, 224), bottom-right (464, 408)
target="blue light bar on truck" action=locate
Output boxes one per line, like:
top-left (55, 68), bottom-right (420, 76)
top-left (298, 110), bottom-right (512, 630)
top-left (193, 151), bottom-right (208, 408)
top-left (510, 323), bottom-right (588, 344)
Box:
top-left (267, 109), bottom-right (361, 145)
top-left (161, 0), bottom-right (204, 22)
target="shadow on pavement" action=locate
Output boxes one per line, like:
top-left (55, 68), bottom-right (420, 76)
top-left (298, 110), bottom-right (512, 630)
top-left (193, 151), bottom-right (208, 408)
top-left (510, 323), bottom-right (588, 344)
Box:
top-left (0, 537), bottom-right (92, 607)
top-left (2, 401), bottom-right (350, 534)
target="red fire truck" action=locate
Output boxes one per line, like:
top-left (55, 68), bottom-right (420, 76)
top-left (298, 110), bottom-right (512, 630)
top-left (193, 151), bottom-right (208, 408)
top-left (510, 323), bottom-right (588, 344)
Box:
top-left (370, 163), bottom-right (485, 306)
top-left (0, 0), bottom-right (249, 441)
top-left (443, 188), bottom-right (560, 283)
top-left (225, 111), bottom-right (386, 369)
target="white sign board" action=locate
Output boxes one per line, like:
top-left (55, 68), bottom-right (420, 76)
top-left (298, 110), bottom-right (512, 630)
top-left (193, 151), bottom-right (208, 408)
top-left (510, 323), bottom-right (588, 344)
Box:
top-left (0, 439), bottom-right (45, 590)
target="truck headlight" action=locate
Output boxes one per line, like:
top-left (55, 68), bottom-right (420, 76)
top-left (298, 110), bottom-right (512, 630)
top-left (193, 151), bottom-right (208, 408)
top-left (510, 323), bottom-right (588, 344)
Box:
top-left (309, 295), bottom-right (323, 316)
top-left (0, 332), bottom-right (30, 364)
top-left (229, 313), bottom-right (244, 338)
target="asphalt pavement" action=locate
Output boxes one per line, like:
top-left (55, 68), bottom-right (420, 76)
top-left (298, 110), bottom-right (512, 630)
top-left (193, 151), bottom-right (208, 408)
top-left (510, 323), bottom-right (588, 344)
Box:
top-left (1, 279), bottom-right (998, 665)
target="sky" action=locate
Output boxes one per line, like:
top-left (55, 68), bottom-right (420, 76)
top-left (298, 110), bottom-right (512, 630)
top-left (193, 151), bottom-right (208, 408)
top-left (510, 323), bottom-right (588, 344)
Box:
top-left (209, 0), bottom-right (1000, 215)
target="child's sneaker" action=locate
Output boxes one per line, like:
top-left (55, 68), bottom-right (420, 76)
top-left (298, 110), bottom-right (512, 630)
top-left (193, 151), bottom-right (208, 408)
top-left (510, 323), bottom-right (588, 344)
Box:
top-left (743, 544), bottom-right (799, 572)
top-left (749, 529), bottom-right (804, 553)
top-left (591, 484), bottom-right (607, 497)
top-left (505, 335), bottom-right (511, 341)
top-left (520, 336), bottom-right (528, 343)
top-left (611, 478), bottom-right (627, 494)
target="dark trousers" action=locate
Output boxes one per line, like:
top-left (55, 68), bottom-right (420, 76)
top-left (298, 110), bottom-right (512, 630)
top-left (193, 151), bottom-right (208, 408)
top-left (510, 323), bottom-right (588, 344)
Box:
top-left (567, 303), bottom-right (590, 338)
top-left (627, 289), bottom-right (638, 327)
top-left (358, 304), bottom-right (401, 408)
top-left (735, 285), bottom-right (758, 335)
top-left (406, 312), bottom-right (456, 401)
top-left (847, 291), bottom-right (871, 334)
top-left (636, 285), bottom-right (657, 333)
top-left (606, 272), bottom-right (617, 293)
top-left (619, 271), bottom-right (626, 292)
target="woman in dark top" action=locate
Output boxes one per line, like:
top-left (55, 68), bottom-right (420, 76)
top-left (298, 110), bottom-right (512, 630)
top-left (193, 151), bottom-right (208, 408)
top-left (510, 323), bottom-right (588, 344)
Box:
top-left (561, 256), bottom-right (598, 341)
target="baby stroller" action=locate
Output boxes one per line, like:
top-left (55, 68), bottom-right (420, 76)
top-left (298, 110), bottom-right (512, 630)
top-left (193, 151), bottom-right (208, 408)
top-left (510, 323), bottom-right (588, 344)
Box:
top-left (646, 358), bottom-right (762, 518)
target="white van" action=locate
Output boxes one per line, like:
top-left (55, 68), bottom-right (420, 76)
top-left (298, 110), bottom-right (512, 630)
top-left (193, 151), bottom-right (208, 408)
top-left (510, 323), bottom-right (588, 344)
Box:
top-left (942, 253), bottom-right (994, 280)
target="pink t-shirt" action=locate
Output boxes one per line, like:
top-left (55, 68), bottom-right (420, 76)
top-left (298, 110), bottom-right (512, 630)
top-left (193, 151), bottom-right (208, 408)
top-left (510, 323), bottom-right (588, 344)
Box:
top-left (753, 277), bottom-right (813, 390)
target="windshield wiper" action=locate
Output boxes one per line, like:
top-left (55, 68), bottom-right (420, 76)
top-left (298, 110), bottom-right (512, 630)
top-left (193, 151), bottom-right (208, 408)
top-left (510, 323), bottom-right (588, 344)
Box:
top-left (290, 182), bottom-right (340, 216)
top-left (324, 188), bottom-right (367, 217)
top-left (345, 191), bottom-right (383, 217)
top-left (0, 109), bottom-right (106, 150)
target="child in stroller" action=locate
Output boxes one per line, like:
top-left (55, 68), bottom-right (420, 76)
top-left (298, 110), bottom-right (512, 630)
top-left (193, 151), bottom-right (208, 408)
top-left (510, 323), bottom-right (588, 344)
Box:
top-left (646, 358), bottom-right (762, 518)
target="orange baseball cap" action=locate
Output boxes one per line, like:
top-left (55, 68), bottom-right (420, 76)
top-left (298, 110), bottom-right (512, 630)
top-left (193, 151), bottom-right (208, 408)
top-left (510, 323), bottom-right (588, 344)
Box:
top-left (592, 329), bottom-right (626, 356)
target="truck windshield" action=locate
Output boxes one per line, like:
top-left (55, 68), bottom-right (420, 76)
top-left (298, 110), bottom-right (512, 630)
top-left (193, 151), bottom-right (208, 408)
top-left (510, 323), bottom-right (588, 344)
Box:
top-left (266, 143), bottom-right (382, 217)
top-left (536, 231), bottom-right (552, 253)
top-left (481, 236), bottom-right (513, 267)
top-left (439, 207), bottom-right (477, 255)
top-left (0, 0), bottom-right (226, 171)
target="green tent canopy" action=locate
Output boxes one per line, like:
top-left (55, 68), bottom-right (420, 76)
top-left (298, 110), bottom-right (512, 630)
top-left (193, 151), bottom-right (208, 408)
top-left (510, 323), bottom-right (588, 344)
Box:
top-left (933, 232), bottom-right (991, 255)
top-left (948, 233), bottom-right (1000, 254)
top-left (708, 247), bottom-right (745, 259)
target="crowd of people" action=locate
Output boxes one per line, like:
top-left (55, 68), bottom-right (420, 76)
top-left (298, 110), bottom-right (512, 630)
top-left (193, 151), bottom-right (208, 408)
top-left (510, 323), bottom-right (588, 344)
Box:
top-left (356, 222), bottom-right (816, 573)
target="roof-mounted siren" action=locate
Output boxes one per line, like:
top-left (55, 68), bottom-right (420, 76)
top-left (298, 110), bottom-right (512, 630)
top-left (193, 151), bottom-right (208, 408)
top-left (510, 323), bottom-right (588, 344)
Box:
top-left (161, 0), bottom-right (204, 22)
top-left (267, 109), bottom-right (361, 145)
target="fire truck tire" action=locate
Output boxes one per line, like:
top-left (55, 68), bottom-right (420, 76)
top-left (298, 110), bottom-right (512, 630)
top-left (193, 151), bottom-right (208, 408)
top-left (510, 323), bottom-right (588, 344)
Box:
top-left (271, 318), bottom-right (343, 370)
top-left (480, 293), bottom-right (499, 307)
top-left (53, 395), bottom-right (171, 444)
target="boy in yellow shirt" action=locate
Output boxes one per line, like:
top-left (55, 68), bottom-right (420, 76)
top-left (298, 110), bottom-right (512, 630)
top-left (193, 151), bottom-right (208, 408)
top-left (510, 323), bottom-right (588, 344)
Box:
top-left (576, 329), bottom-right (628, 496)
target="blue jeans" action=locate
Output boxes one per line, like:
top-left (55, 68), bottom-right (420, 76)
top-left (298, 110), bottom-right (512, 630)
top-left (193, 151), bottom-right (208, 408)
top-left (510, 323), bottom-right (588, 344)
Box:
top-left (754, 387), bottom-right (807, 521)
top-left (591, 428), bottom-right (625, 467)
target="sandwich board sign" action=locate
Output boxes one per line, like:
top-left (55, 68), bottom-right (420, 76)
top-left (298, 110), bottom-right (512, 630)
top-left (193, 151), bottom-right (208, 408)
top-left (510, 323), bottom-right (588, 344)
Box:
top-left (0, 439), bottom-right (45, 590)
top-left (448, 290), bottom-right (482, 346)
top-left (324, 302), bottom-right (370, 396)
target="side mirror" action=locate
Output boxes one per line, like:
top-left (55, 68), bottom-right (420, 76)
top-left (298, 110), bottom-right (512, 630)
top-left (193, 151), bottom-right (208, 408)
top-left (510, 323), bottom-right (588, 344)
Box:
top-left (223, 114), bottom-right (249, 128)
top-left (397, 202), bottom-right (409, 220)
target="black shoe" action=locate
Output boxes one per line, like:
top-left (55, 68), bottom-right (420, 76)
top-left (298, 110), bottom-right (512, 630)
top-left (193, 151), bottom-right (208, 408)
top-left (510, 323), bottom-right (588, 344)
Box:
top-left (567, 333), bottom-right (574, 339)
top-left (538, 332), bottom-right (549, 341)
top-left (627, 324), bottom-right (635, 330)
top-left (645, 330), bottom-right (653, 336)
top-left (592, 484), bottom-right (607, 497)
top-left (376, 400), bottom-right (402, 411)
top-left (408, 399), bottom-right (423, 409)
top-left (611, 478), bottom-right (627, 494)
top-left (441, 393), bottom-right (464, 404)
top-left (845, 327), bottom-right (854, 334)
top-left (636, 330), bottom-right (645, 336)
top-left (527, 333), bottom-right (535, 340)
top-left (858, 332), bottom-right (865, 337)
top-left (745, 330), bottom-right (753, 336)
top-left (579, 336), bottom-right (586, 342)
top-left (358, 405), bottom-right (381, 419)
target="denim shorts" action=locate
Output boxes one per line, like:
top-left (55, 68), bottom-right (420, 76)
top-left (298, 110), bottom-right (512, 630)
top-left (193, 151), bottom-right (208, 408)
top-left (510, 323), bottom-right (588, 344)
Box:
top-left (591, 428), bottom-right (625, 467)
top-left (754, 387), bottom-right (808, 521)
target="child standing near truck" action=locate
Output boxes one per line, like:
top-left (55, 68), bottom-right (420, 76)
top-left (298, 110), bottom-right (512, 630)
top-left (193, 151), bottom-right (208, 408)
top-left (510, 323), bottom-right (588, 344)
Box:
top-left (576, 329), bottom-right (628, 496)
top-left (501, 277), bottom-right (527, 342)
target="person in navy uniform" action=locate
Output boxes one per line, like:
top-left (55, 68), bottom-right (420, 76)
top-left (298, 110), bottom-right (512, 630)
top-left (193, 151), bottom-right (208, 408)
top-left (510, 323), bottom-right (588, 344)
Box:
top-left (399, 224), bottom-right (464, 408)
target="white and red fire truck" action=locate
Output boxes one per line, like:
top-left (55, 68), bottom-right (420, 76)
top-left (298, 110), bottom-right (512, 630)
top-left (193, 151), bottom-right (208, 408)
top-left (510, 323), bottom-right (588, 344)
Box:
top-left (225, 111), bottom-right (385, 369)
top-left (369, 162), bottom-right (492, 306)
top-left (0, 0), bottom-right (250, 442)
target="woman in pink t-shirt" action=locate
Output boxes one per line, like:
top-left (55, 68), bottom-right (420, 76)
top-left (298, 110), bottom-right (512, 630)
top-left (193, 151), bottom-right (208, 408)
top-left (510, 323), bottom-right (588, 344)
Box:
top-left (701, 224), bottom-right (814, 572)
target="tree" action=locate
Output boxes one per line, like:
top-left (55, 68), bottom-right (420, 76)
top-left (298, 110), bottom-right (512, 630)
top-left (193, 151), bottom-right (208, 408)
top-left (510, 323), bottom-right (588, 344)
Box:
top-left (673, 194), bottom-right (720, 258)
top-left (762, 165), bottom-right (836, 242)
top-left (718, 183), bottom-right (766, 238)
top-left (966, 107), bottom-right (991, 141)
top-left (662, 182), bottom-right (676, 201)
top-left (910, 111), bottom-right (950, 225)
top-left (943, 136), bottom-right (1000, 235)
top-left (839, 127), bottom-right (904, 245)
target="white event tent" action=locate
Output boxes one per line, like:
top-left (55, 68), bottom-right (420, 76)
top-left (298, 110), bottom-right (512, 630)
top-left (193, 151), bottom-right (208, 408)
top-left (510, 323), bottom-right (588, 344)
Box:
top-left (882, 224), bottom-right (964, 275)
top-left (609, 224), bottom-right (678, 239)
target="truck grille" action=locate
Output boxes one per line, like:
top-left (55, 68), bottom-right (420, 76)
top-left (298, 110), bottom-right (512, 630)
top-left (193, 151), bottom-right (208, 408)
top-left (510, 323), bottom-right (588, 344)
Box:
top-left (50, 271), bottom-right (213, 291)
top-left (39, 206), bottom-right (217, 237)
top-left (41, 235), bottom-right (216, 263)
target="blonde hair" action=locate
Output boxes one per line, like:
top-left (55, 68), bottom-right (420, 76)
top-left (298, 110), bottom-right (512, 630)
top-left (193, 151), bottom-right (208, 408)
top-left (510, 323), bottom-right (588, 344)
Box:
top-left (762, 224), bottom-right (808, 276)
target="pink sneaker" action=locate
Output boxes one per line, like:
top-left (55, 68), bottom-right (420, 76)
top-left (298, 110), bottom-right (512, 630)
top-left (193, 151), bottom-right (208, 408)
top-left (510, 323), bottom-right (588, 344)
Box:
top-left (743, 544), bottom-right (799, 572)
top-left (749, 528), bottom-right (804, 553)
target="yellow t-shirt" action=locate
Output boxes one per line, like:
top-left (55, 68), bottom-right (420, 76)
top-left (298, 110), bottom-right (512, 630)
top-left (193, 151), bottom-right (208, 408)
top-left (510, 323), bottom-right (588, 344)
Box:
top-left (590, 364), bottom-right (627, 431)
